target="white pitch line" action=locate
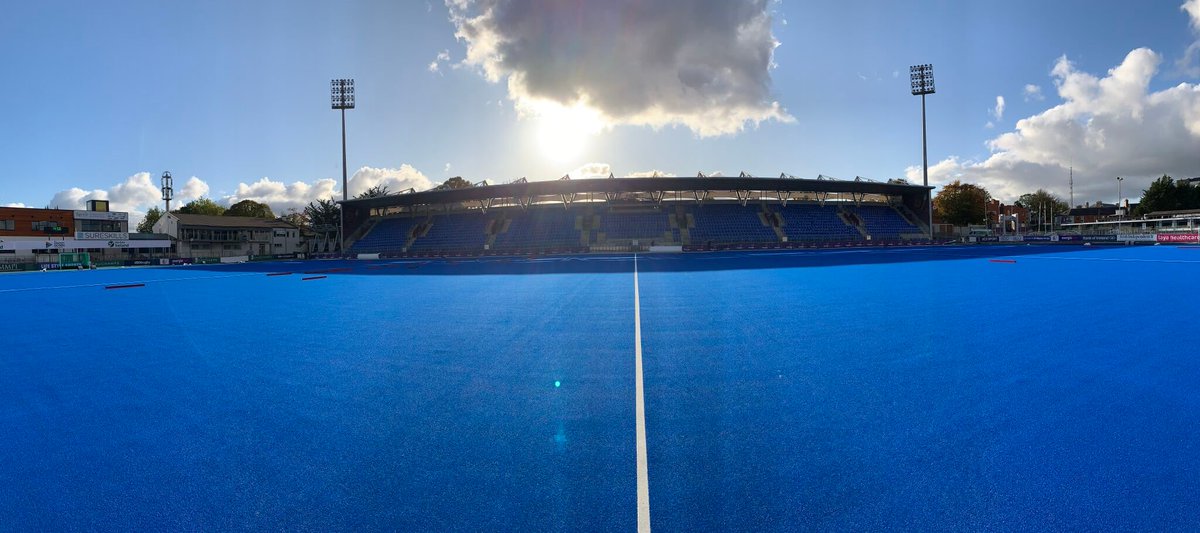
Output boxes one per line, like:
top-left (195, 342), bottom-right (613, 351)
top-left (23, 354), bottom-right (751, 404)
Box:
top-left (634, 254), bottom-right (651, 532)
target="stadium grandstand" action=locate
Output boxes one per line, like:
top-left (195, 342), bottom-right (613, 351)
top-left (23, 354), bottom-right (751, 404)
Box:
top-left (341, 174), bottom-right (932, 256)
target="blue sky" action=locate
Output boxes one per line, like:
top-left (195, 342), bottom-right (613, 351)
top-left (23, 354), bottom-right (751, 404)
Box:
top-left (2, 0), bottom-right (1199, 223)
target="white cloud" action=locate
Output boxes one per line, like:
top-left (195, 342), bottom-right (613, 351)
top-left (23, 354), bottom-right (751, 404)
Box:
top-left (984, 121), bottom-right (995, 129)
top-left (444, 162), bottom-right (452, 173)
top-left (1023, 84), bottom-right (1044, 101)
top-left (1179, 0), bottom-right (1200, 76)
top-left (626, 169), bottom-right (672, 178)
top-left (29, 165), bottom-right (432, 230)
top-left (566, 163), bottom-right (612, 179)
top-left (428, 49), bottom-right (451, 73)
top-left (42, 172), bottom-right (206, 230)
top-left (2, 202), bottom-right (28, 208)
top-left (446, 0), bottom-right (793, 137)
top-left (221, 165), bottom-right (434, 214)
top-left (991, 95), bottom-right (1006, 120)
top-left (180, 177), bottom-right (209, 201)
top-left (909, 48), bottom-right (1200, 203)
top-left (222, 177), bottom-right (337, 216)
top-left (1184, 0), bottom-right (1200, 31)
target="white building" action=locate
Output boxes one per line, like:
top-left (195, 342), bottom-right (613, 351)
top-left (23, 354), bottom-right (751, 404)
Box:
top-left (155, 213), bottom-right (303, 258)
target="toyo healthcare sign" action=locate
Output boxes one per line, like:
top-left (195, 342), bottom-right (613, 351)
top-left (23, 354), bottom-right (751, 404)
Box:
top-left (1157, 233), bottom-right (1200, 243)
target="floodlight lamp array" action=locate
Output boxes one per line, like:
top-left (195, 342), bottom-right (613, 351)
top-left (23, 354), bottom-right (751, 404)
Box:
top-left (331, 79), bottom-right (356, 109)
top-left (909, 64), bottom-right (935, 95)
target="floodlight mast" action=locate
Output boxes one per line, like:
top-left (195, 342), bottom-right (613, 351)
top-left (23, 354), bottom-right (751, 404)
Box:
top-left (1116, 176), bottom-right (1124, 221)
top-left (910, 64), bottom-right (935, 239)
top-left (331, 79), bottom-right (355, 253)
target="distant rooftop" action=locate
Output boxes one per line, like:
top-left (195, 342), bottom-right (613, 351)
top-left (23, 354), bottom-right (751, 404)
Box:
top-left (171, 213), bottom-right (296, 229)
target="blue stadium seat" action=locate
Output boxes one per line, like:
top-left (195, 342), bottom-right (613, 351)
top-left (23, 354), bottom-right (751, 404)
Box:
top-left (687, 204), bottom-right (777, 244)
top-left (847, 205), bottom-right (920, 240)
top-left (493, 207), bottom-right (582, 250)
top-left (350, 217), bottom-right (420, 253)
top-left (598, 209), bottom-right (671, 242)
top-left (776, 204), bottom-right (861, 242)
top-left (409, 212), bottom-right (489, 251)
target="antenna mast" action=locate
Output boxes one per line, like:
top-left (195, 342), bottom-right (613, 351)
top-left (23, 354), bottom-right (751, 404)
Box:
top-left (1069, 166), bottom-right (1073, 208)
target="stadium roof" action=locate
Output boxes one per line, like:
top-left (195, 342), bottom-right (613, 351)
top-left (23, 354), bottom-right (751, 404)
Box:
top-left (341, 175), bottom-right (932, 210)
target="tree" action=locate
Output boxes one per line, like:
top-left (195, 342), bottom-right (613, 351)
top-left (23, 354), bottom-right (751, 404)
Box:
top-left (176, 198), bottom-right (226, 216)
top-left (137, 206), bottom-right (164, 233)
top-left (225, 199), bottom-right (275, 218)
top-left (355, 185), bottom-right (390, 199)
top-left (433, 176), bottom-right (473, 190)
top-left (304, 198), bottom-right (341, 227)
top-left (1134, 175), bottom-right (1200, 216)
top-left (1015, 189), bottom-right (1068, 227)
top-left (933, 181), bottom-right (990, 226)
top-left (280, 208), bottom-right (309, 228)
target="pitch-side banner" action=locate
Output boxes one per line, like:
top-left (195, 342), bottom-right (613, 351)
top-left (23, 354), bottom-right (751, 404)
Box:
top-left (0, 238), bottom-right (170, 251)
top-left (1117, 233), bottom-right (1157, 242)
top-left (1157, 233), bottom-right (1199, 243)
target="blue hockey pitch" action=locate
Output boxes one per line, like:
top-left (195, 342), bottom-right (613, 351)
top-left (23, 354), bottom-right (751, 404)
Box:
top-left (2, 245), bottom-right (1199, 530)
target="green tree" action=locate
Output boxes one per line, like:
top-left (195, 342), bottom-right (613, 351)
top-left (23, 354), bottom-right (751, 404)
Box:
top-left (225, 199), bottom-right (275, 218)
top-left (1015, 189), bottom-right (1068, 226)
top-left (933, 181), bottom-right (990, 226)
top-left (137, 206), bottom-right (164, 233)
top-left (280, 208), bottom-right (309, 228)
top-left (1134, 175), bottom-right (1200, 216)
top-left (355, 185), bottom-right (390, 199)
top-left (304, 198), bottom-right (341, 227)
top-left (433, 176), bottom-right (473, 190)
top-left (176, 197), bottom-right (226, 216)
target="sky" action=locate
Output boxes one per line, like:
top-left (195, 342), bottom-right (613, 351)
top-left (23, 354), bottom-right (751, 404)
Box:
top-left (2, 0), bottom-right (1200, 226)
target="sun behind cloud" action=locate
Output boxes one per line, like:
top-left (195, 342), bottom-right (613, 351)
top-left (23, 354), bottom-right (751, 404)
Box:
top-left (528, 100), bottom-right (606, 163)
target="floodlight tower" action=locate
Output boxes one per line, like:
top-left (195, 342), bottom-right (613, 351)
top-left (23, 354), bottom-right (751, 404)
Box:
top-left (161, 171), bottom-right (174, 212)
top-left (910, 64), bottom-right (935, 239)
top-left (331, 78), bottom-right (355, 252)
top-left (1116, 176), bottom-right (1124, 220)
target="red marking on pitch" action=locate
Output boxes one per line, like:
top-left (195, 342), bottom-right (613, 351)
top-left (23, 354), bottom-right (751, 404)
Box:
top-left (301, 275), bottom-right (327, 281)
top-left (105, 283), bottom-right (145, 290)
top-left (989, 259), bottom-right (1017, 264)
top-left (266, 272), bottom-right (293, 276)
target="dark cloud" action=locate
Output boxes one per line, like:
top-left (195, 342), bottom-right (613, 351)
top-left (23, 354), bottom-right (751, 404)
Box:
top-left (447, 0), bottom-right (791, 135)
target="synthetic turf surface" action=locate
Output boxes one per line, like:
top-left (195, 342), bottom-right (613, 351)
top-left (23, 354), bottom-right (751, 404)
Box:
top-left (2, 245), bottom-right (1199, 530)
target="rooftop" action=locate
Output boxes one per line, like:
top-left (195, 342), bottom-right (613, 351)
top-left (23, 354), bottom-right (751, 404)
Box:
top-left (171, 213), bottom-right (297, 229)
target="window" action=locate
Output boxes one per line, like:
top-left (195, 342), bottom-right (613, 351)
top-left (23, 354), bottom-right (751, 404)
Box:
top-left (0, 220), bottom-right (13, 230)
top-left (78, 220), bottom-right (123, 232)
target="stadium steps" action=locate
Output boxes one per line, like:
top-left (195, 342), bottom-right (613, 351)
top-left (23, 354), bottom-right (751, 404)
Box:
top-left (894, 204), bottom-right (930, 235)
top-left (838, 209), bottom-right (869, 239)
top-left (346, 218), bottom-right (380, 250)
top-left (761, 205), bottom-right (787, 242)
top-left (485, 217), bottom-right (511, 249)
top-left (681, 209), bottom-right (695, 245)
top-left (405, 216), bottom-right (434, 249)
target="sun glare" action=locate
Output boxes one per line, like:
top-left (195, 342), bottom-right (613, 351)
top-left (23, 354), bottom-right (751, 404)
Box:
top-left (532, 102), bottom-right (605, 163)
